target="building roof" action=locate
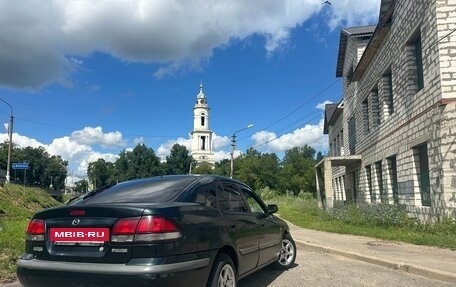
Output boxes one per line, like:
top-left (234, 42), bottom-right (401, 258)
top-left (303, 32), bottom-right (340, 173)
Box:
top-left (379, 0), bottom-right (395, 21)
top-left (323, 104), bottom-right (338, 134)
top-left (352, 0), bottom-right (396, 81)
top-left (335, 25), bottom-right (377, 78)
top-left (335, 0), bottom-right (396, 79)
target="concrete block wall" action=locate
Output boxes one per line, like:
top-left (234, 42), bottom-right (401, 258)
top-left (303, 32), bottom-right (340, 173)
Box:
top-left (330, 0), bottom-right (456, 222)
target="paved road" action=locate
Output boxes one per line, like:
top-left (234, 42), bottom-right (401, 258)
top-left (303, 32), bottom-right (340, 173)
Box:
top-left (4, 246), bottom-right (453, 287)
top-left (239, 246), bottom-right (454, 287)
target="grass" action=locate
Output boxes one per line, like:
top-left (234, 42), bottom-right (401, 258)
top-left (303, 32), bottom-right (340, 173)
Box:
top-left (0, 184), bottom-right (62, 283)
top-left (271, 195), bottom-right (456, 250)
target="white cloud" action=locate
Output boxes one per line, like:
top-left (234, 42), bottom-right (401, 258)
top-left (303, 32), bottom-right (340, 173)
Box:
top-left (214, 150), bottom-right (230, 163)
top-left (0, 133), bottom-right (43, 149)
top-left (156, 137), bottom-right (192, 161)
top-left (325, 0), bottom-right (380, 30)
top-left (71, 126), bottom-right (127, 148)
top-left (133, 137), bottom-right (145, 145)
top-left (252, 119), bottom-right (327, 153)
top-left (212, 133), bottom-right (230, 150)
top-left (0, 0), bottom-right (380, 89)
top-left (76, 152), bottom-right (119, 179)
top-left (0, 126), bottom-right (126, 180)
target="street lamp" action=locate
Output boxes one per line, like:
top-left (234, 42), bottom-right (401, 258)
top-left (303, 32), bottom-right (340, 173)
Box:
top-left (0, 98), bottom-right (13, 183)
top-left (230, 124), bottom-right (253, 178)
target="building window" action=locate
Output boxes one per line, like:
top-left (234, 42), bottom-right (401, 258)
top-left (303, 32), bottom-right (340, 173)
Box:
top-left (348, 117), bottom-right (356, 155)
top-left (339, 129), bottom-right (344, 155)
top-left (386, 156), bottom-right (399, 204)
top-left (414, 144), bottom-right (430, 206)
top-left (200, 136), bottom-right (206, 150)
top-left (375, 161), bottom-right (386, 203)
top-left (383, 69), bottom-right (394, 116)
top-left (365, 165), bottom-right (373, 202)
top-left (200, 113), bottom-right (206, 126)
top-left (414, 35), bottom-right (424, 91)
top-left (407, 30), bottom-right (424, 92)
top-left (362, 97), bottom-right (370, 133)
top-left (350, 172), bottom-right (358, 203)
top-left (371, 88), bottom-right (380, 127)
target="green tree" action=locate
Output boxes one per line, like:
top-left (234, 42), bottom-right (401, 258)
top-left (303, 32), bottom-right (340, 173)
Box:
top-left (74, 179), bottom-right (89, 194)
top-left (0, 141), bottom-right (9, 171)
top-left (87, 159), bottom-right (112, 189)
top-left (191, 162), bottom-right (214, 174)
top-left (112, 144), bottom-right (162, 181)
top-left (127, 143), bottom-right (162, 178)
top-left (279, 145), bottom-right (317, 196)
top-left (8, 145), bottom-right (68, 188)
top-left (165, 144), bottom-right (192, 175)
top-left (213, 159), bottom-right (230, 177)
top-left (43, 155), bottom-right (68, 190)
top-left (234, 148), bottom-right (279, 191)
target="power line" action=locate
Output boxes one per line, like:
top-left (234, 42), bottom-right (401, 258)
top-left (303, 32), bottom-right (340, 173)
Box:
top-left (260, 79), bottom-right (339, 132)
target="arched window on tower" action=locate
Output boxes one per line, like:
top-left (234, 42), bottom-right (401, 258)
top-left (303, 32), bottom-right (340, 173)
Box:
top-left (200, 136), bottom-right (206, 150)
top-left (201, 113), bottom-right (205, 127)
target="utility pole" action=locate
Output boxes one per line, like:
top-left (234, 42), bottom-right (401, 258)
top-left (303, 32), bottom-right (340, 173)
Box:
top-left (230, 124), bottom-right (253, 178)
top-left (0, 98), bottom-right (13, 183)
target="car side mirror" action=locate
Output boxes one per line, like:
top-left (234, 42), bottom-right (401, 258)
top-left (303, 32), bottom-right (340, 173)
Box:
top-left (267, 204), bottom-right (278, 214)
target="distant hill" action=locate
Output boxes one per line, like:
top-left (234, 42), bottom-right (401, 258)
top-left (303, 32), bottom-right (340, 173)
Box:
top-left (0, 184), bottom-right (63, 283)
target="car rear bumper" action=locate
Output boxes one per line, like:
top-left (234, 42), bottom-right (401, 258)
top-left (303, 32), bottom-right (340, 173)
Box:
top-left (17, 256), bottom-right (209, 275)
top-left (17, 255), bottom-right (211, 287)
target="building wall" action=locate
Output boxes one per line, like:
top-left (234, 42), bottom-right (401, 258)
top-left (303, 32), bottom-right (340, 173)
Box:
top-left (334, 0), bottom-right (456, 222)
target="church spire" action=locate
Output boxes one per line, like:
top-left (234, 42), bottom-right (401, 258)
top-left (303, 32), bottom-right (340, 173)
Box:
top-left (197, 81), bottom-right (205, 99)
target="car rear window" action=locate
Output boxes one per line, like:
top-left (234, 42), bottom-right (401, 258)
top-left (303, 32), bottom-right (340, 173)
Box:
top-left (80, 176), bottom-right (198, 204)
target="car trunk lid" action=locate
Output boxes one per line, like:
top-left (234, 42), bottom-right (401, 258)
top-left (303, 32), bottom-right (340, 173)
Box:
top-left (25, 205), bottom-right (181, 264)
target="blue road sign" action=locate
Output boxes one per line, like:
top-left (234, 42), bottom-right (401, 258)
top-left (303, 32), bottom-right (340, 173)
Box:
top-left (12, 162), bottom-right (29, 170)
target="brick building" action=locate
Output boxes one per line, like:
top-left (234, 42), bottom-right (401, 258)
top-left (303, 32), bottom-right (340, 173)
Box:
top-left (315, 0), bottom-right (456, 222)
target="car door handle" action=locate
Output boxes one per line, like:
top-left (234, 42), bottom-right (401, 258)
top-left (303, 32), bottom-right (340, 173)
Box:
top-left (229, 224), bottom-right (237, 229)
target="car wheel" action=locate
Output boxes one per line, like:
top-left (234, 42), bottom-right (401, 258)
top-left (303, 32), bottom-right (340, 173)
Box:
top-left (207, 253), bottom-right (237, 287)
top-left (274, 233), bottom-right (296, 270)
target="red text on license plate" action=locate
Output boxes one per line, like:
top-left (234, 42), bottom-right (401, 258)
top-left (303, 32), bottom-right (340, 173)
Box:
top-left (50, 228), bottom-right (110, 242)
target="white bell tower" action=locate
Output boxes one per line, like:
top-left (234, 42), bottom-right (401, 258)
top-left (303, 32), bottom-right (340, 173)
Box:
top-left (191, 83), bottom-right (215, 166)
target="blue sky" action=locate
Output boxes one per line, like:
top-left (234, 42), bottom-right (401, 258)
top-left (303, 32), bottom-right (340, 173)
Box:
top-left (0, 0), bottom-right (380, 183)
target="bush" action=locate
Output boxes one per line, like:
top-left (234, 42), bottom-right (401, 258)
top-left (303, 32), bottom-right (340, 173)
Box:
top-left (256, 186), bottom-right (279, 201)
top-left (324, 202), bottom-right (411, 228)
top-left (298, 192), bottom-right (315, 201)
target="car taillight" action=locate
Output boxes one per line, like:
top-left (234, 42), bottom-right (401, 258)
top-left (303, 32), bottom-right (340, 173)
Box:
top-left (111, 216), bottom-right (181, 243)
top-left (111, 218), bottom-right (140, 242)
top-left (26, 219), bottom-right (45, 241)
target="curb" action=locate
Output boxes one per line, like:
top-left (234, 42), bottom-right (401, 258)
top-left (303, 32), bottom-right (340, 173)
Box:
top-left (294, 239), bottom-right (456, 284)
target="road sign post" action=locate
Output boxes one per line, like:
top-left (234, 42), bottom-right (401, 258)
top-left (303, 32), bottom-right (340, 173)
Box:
top-left (12, 162), bottom-right (28, 186)
top-left (12, 162), bottom-right (29, 170)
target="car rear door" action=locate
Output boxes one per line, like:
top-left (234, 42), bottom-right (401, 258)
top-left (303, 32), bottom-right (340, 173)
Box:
top-left (216, 181), bottom-right (261, 276)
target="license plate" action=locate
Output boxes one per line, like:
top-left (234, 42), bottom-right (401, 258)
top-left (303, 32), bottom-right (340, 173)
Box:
top-left (50, 228), bottom-right (110, 242)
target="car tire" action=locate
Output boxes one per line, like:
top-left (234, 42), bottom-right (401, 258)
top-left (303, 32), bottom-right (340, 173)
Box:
top-left (207, 253), bottom-right (237, 287)
top-left (273, 233), bottom-right (297, 270)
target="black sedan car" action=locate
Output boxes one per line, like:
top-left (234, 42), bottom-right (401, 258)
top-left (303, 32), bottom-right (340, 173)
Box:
top-left (17, 175), bottom-right (296, 287)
